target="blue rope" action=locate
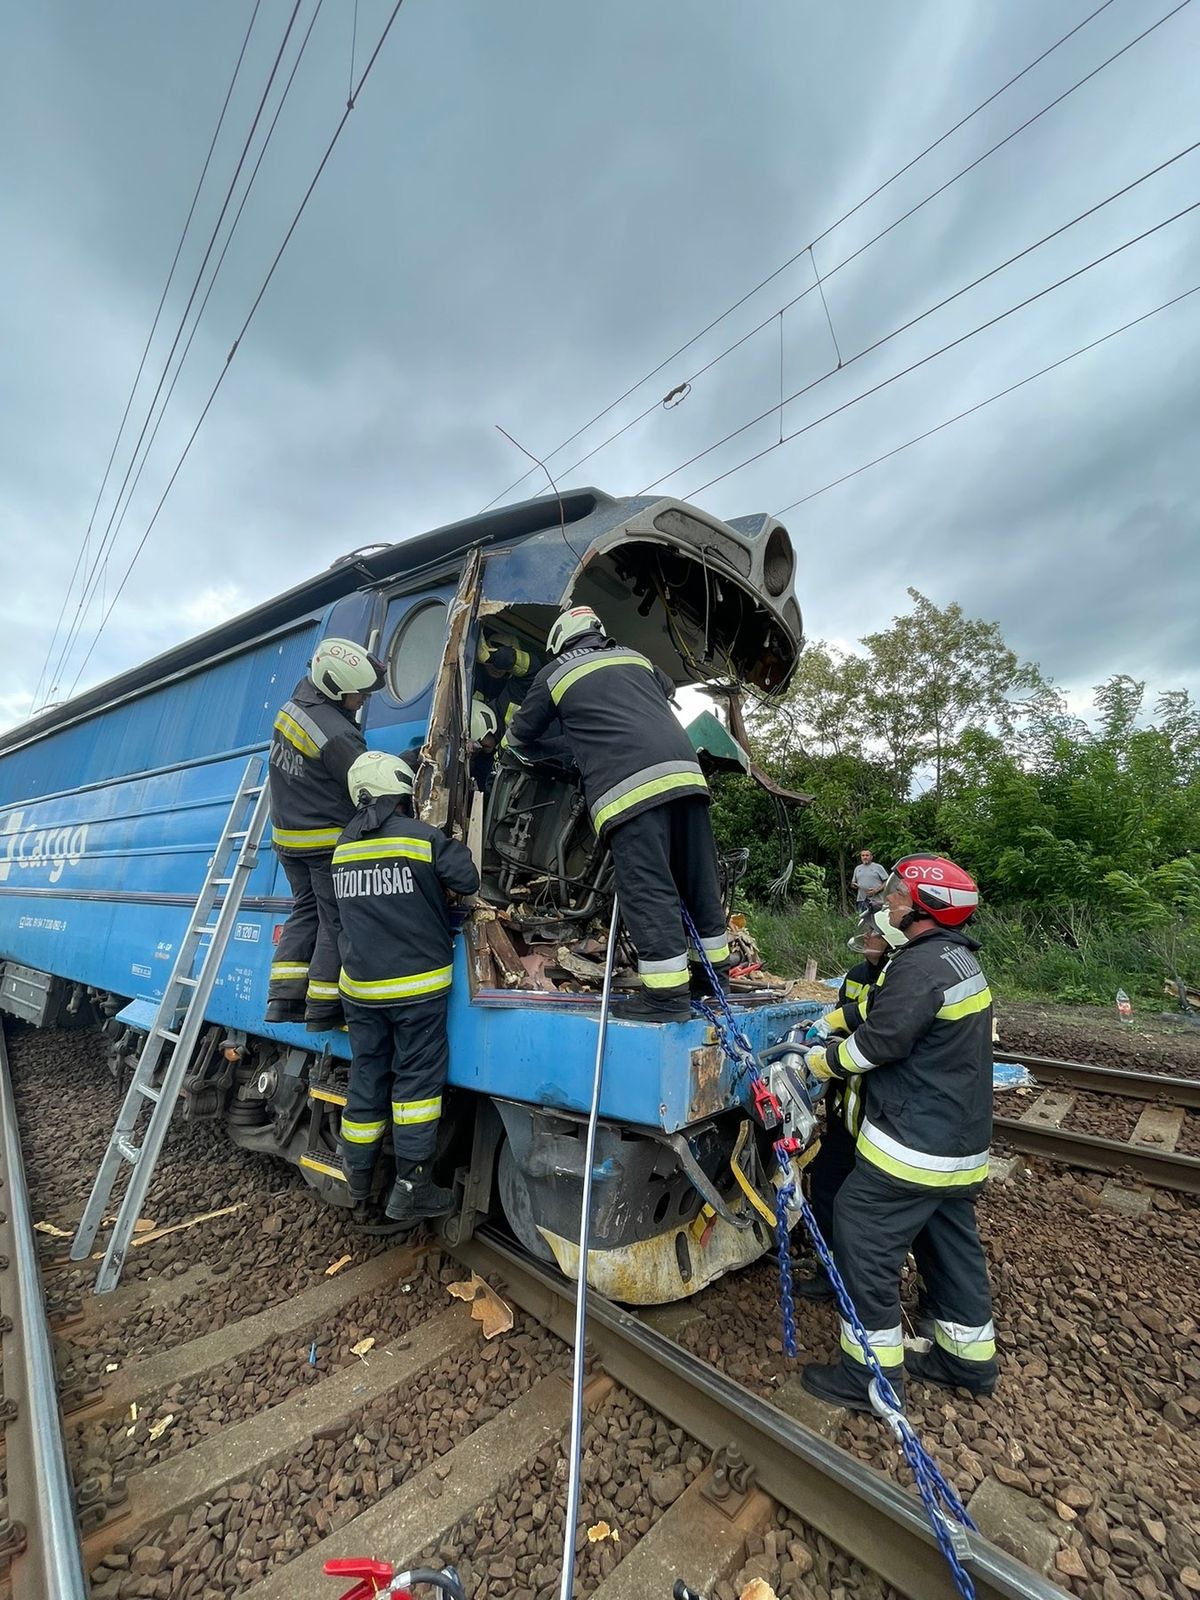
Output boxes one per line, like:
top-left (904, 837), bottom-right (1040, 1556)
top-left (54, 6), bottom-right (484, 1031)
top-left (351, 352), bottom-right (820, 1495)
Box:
top-left (682, 905), bottom-right (977, 1599)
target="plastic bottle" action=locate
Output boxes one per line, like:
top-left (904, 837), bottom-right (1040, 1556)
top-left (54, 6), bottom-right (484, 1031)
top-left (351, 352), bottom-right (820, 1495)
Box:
top-left (1116, 987), bottom-right (1133, 1024)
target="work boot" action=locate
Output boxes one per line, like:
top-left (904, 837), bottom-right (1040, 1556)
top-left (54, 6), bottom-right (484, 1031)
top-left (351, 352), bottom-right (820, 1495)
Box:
top-left (794, 1270), bottom-right (835, 1302)
top-left (905, 1346), bottom-right (997, 1397)
top-left (618, 991), bottom-right (692, 1023)
top-left (800, 1361), bottom-right (904, 1414)
top-left (265, 999), bottom-right (305, 1024)
top-left (385, 1163), bottom-right (455, 1226)
top-left (342, 1161), bottom-right (374, 1205)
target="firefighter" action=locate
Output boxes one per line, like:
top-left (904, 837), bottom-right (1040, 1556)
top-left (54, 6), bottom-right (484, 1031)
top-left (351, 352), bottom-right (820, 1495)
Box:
top-left (474, 625), bottom-right (534, 731)
top-left (469, 692), bottom-right (500, 792)
top-left (266, 638), bottom-right (384, 1030)
top-left (507, 606), bottom-right (730, 1021)
top-left (799, 854), bottom-right (998, 1410)
top-left (333, 750), bottom-right (479, 1225)
top-left (795, 908), bottom-right (904, 1302)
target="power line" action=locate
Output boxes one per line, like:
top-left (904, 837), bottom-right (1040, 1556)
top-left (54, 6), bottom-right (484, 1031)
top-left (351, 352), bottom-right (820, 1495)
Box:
top-left (662, 199), bottom-right (1200, 501)
top-left (557, 129), bottom-right (1200, 491)
top-left (30, 0), bottom-right (264, 713)
top-left (39, 0), bottom-right (307, 709)
top-left (773, 284), bottom-right (1199, 515)
top-left (478, 0), bottom-right (1172, 510)
top-left (52, 0), bottom-right (328, 695)
top-left (65, 0), bottom-right (411, 698)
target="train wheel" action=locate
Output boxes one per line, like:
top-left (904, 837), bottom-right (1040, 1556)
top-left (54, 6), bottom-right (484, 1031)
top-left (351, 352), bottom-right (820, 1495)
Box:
top-left (497, 1138), bottom-right (556, 1263)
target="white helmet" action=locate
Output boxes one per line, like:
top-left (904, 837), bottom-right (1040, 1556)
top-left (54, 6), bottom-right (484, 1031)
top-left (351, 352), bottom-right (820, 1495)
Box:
top-left (310, 638), bottom-right (386, 701)
top-left (873, 907), bottom-right (908, 950)
top-left (471, 694), bottom-right (499, 742)
top-left (346, 750), bottom-right (415, 804)
top-left (547, 606), bottom-right (604, 655)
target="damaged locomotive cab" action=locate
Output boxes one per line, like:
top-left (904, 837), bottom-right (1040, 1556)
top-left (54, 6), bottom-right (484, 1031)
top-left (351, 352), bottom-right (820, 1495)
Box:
top-left (472, 510), bottom-right (801, 982)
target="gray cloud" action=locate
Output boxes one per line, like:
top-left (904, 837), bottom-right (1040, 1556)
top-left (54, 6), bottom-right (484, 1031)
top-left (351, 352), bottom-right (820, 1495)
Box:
top-left (2, 0), bottom-right (1198, 731)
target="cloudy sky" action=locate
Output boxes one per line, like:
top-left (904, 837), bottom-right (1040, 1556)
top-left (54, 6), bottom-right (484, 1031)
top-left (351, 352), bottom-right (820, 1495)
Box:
top-left (2, 0), bottom-right (1197, 734)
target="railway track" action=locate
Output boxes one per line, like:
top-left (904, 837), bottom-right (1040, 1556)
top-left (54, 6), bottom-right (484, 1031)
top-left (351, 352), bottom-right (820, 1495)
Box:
top-left (992, 1049), bottom-right (1200, 1196)
top-left (2, 1027), bottom-right (1074, 1600)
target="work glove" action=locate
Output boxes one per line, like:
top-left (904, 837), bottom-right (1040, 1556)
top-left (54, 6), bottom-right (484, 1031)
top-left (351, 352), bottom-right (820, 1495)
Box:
top-left (486, 644), bottom-right (517, 672)
top-left (804, 1045), bottom-right (835, 1081)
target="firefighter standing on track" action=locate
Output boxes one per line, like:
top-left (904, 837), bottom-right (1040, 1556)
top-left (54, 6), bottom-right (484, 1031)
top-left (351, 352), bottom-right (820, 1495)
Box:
top-left (333, 751), bottom-right (479, 1226)
top-left (266, 638), bottom-right (384, 1031)
top-left (799, 854), bottom-right (999, 1410)
top-left (507, 606), bottom-right (731, 1021)
top-left (795, 907), bottom-right (904, 1303)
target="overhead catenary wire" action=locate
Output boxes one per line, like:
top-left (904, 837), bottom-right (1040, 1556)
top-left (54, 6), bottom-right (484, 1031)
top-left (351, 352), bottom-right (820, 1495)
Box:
top-left (29, 0), bottom-right (264, 713)
top-left (773, 283), bottom-right (1200, 515)
top-left (65, 0), bottom-right (411, 699)
top-left (40, 0), bottom-right (307, 709)
top-left (552, 127), bottom-right (1200, 492)
top-left (632, 198), bottom-right (1200, 502)
top-left (50, 0), bottom-right (328, 695)
top-left (477, 0), bottom-right (1178, 511)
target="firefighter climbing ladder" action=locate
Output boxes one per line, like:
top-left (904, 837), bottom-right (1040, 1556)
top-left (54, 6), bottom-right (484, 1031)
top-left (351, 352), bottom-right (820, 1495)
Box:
top-left (71, 755), bottom-right (272, 1293)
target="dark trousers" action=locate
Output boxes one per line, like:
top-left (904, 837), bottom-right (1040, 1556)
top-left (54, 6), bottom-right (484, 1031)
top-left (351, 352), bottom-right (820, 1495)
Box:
top-left (831, 1161), bottom-right (998, 1392)
top-left (270, 853), bottom-right (344, 1023)
top-left (805, 1102), bottom-right (857, 1255)
top-left (608, 797), bottom-right (729, 998)
top-left (340, 993), bottom-right (450, 1165)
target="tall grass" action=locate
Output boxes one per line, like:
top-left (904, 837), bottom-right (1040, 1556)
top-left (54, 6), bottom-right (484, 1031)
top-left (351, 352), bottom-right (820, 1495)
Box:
top-left (747, 901), bottom-right (1199, 1007)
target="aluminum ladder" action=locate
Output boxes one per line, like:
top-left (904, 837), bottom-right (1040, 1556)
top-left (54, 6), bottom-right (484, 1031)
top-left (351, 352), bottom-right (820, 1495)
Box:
top-left (71, 755), bottom-right (272, 1293)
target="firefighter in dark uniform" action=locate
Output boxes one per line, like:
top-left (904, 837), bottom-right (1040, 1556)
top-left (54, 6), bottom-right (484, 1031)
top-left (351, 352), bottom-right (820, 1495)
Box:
top-left (796, 908), bottom-right (904, 1302)
top-left (800, 854), bottom-right (999, 1410)
top-left (266, 638), bottom-right (384, 1030)
top-left (507, 606), bottom-right (730, 1021)
top-left (333, 751), bottom-right (480, 1225)
top-left (474, 626), bottom-right (534, 732)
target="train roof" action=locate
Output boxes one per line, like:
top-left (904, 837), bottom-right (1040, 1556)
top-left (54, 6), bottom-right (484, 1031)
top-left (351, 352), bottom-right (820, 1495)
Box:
top-left (2, 489), bottom-right (611, 756)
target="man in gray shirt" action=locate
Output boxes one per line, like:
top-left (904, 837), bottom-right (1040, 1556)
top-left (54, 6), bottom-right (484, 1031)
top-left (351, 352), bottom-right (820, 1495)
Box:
top-left (851, 849), bottom-right (888, 913)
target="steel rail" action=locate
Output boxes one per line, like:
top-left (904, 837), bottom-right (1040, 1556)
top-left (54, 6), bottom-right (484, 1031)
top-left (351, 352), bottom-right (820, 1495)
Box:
top-left (992, 1116), bottom-right (1200, 1196)
top-left (454, 1227), bottom-right (1065, 1600)
top-left (0, 1026), bottom-right (90, 1600)
top-left (996, 1050), bottom-right (1200, 1110)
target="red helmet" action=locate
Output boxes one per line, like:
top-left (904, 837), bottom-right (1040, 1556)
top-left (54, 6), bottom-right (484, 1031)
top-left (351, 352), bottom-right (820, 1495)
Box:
top-left (886, 854), bottom-right (978, 928)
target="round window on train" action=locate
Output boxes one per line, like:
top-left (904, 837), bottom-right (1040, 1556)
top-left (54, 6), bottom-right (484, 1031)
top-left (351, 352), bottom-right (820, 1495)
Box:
top-left (386, 599), bottom-right (449, 703)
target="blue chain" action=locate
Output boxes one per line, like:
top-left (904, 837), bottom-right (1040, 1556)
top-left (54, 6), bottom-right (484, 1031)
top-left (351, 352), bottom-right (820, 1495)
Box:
top-left (681, 905), bottom-right (977, 1600)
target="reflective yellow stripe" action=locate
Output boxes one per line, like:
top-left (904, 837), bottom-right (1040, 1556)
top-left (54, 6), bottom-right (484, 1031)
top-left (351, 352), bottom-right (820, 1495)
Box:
top-left (274, 709), bottom-right (320, 757)
top-left (341, 1117), bottom-right (388, 1144)
top-left (332, 837), bottom-right (433, 865)
top-left (840, 1320), bottom-right (904, 1367)
top-left (642, 970), bottom-right (690, 990)
top-left (306, 980), bottom-right (341, 1001)
top-left (270, 962), bottom-right (309, 978)
top-left (857, 1124), bottom-right (990, 1189)
top-left (272, 825), bottom-right (343, 851)
top-left (392, 1096), bottom-right (442, 1126)
top-left (593, 771), bottom-right (708, 834)
top-left (843, 979), bottom-right (867, 1000)
top-left (549, 652), bottom-right (653, 704)
top-left (937, 985), bottom-right (994, 1021)
top-left (299, 1156), bottom-right (348, 1182)
top-left (934, 1318), bottom-right (998, 1356)
top-left (339, 966), bottom-right (453, 1001)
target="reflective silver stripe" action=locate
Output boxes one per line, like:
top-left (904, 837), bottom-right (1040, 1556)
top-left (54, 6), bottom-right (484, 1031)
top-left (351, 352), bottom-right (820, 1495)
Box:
top-left (392, 1096), bottom-right (442, 1125)
top-left (279, 701), bottom-right (329, 751)
top-left (843, 1031), bottom-right (877, 1073)
top-left (934, 1318), bottom-right (997, 1361)
top-left (341, 1117), bottom-right (387, 1144)
top-left (638, 955), bottom-right (688, 974)
top-left (840, 1318), bottom-right (904, 1367)
top-left (589, 760), bottom-right (706, 828)
top-left (697, 933), bottom-right (728, 953)
top-left (860, 1119), bottom-right (989, 1174)
top-left (941, 973), bottom-right (988, 1006)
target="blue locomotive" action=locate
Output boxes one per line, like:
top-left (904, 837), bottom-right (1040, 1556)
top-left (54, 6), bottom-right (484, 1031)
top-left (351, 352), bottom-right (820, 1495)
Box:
top-left (0, 489), bottom-right (821, 1302)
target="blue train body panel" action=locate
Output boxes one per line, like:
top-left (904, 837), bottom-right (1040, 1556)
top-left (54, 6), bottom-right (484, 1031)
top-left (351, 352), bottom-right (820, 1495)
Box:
top-left (0, 490), bottom-right (811, 1140)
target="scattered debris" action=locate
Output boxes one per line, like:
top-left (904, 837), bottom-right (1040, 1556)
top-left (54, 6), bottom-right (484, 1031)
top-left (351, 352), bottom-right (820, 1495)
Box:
top-left (104, 1361), bottom-right (119, 1373)
top-left (325, 1254), bottom-right (352, 1277)
top-left (90, 1203), bottom-right (244, 1256)
top-left (147, 1413), bottom-right (175, 1442)
top-left (446, 1271), bottom-right (514, 1338)
top-left (586, 1521), bottom-right (620, 1543)
top-left (739, 1581), bottom-right (780, 1600)
top-left (350, 1337), bottom-right (376, 1358)
top-left (33, 1219), bottom-right (72, 1238)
